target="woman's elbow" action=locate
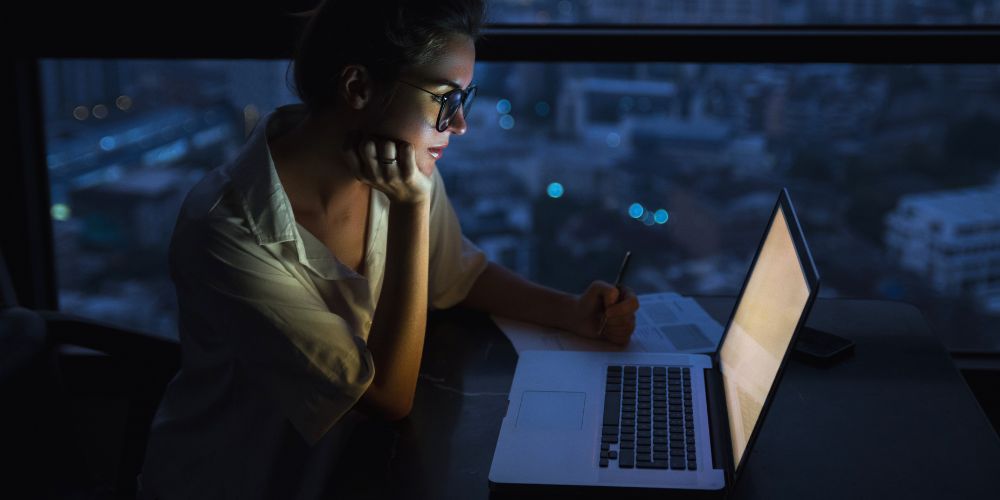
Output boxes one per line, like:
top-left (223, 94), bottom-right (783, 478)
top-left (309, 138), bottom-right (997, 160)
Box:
top-left (357, 385), bottom-right (414, 421)
top-left (380, 401), bottom-right (414, 422)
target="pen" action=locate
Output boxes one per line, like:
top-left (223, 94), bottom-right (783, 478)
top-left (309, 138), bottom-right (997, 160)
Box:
top-left (599, 250), bottom-right (631, 336)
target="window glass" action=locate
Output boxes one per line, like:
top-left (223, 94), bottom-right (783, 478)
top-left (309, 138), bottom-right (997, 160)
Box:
top-left (41, 59), bottom-right (1000, 351)
top-left (487, 0), bottom-right (1000, 25)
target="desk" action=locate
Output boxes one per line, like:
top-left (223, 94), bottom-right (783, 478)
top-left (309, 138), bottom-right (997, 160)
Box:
top-left (333, 298), bottom-right (1000, 499)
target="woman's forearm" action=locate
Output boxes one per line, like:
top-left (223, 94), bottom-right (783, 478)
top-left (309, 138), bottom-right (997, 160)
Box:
top-left (359, 200), bottom-right (430, 420)
top-left (460, 261), bottom-right (577, 332)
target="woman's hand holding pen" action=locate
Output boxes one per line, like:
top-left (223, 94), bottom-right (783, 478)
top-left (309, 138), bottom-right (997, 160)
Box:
top-left (570, 281), bottom-right (640, 345)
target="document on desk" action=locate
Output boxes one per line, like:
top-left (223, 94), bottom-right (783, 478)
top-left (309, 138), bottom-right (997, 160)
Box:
top-left (492, 292), bottom-right (724, 355)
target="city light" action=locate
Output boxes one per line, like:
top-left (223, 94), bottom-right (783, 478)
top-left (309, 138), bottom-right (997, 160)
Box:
top-left (641, 211), bottom-right (655, 226)
top-left (51, 204), bottom-right (71, 221)
top-left (535, 101), bottom-right (550, 117)
top-left (499, 114), bottom-right (515, 130)
top-left (547, 182), bottom-right (564, 198)
top-left (72, 106), bottom-right (89, 121)
top-left (629, 203), bottom-right (644, 219)
top-left (116, 95), bottom-right (133, 111)
top-left (619, 96), bottom-right (635, 112)
top-left (496, 99), bottom-right (512, 114)
top-left (654, 209), bottom-right (669, 224)
top-left (99, 136), bottom-right (117, 151)
top-left (92, 104), bottom-right (109, 119)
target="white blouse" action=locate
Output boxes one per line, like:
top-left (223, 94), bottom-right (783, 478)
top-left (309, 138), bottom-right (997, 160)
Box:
top-left (140, 104), bottom-right (488, 499)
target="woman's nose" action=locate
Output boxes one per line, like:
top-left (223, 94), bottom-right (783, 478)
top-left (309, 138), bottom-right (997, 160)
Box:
top-left (447, 108), bottom-right (468, 136)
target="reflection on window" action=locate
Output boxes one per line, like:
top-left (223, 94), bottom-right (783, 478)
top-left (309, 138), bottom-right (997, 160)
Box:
top-left (488, 0), bottom-right (1000, 25)
top-left (41, 59), bottom-right (1000, 352)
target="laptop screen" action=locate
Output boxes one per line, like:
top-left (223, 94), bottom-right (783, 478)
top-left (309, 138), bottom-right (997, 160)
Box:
top-left (719, 204), bottom-right (813, 470)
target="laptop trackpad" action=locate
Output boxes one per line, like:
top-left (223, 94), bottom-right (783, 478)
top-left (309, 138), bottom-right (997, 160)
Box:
top-left (516, 391), bottom-right (586, 430)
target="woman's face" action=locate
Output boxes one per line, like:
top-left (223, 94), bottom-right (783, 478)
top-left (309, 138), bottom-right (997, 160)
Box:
top-left (365, 35), bottom-right (476, 176)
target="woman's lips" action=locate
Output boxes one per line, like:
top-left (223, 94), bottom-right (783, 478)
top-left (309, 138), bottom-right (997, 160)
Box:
top-left (428, 146), bottom-right (446, 160)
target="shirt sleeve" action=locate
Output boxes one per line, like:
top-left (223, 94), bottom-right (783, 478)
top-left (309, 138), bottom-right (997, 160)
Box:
top-left (170, 212), bottom-right (375, 446)
top-left (427, 168), bottom-right (489, 310)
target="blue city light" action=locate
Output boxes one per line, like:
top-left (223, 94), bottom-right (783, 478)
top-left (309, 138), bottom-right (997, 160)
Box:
top-left (547, 182), bottom-right (564, 198)
top-left (641, 212), bottom-right (655, 226)
top-left (496, 99), bottom-right (512, 114)
top-left (499, 114), bottom-right (515, 130)
top-left (618, 96), bottom-right (635, 112)
top-left (535, 101), bottom-right (550, 117)
top-left (99, 136), bottom-right (117, 151)
top-left (628, 203), bottom-right (644, 219)
top-left (654, 209), bottom-right (669, 224)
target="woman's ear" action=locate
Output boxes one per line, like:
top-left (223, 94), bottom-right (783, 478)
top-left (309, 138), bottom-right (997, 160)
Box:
top-left (338, 64), bottom-right (372, 110)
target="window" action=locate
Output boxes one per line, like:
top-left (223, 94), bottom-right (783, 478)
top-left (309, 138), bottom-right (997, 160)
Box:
top-left (40, 58), bottom-right (1000, 352)
top-left (487, 0), bottom-right (1000, 25)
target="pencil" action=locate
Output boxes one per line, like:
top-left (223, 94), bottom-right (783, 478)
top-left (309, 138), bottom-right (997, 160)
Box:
top-left (599, 250), bottom-right (631, 336)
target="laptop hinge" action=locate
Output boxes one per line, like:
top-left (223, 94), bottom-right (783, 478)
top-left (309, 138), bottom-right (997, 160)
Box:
top-left (704, 365), bottom-right (734, 485)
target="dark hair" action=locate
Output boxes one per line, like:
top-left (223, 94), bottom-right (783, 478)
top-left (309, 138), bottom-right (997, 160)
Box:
top-left (289, 0), bottom-right (486, 113)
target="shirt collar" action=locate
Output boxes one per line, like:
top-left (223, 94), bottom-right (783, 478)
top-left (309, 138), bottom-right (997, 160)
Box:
top-left (229, 104), bottom-right (306, 246)
top-left (227, 104), bottom-right (380, 282)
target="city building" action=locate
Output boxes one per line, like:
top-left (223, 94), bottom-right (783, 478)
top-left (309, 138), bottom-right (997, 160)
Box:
top-left (885, 184), bottom-right (1000, 312)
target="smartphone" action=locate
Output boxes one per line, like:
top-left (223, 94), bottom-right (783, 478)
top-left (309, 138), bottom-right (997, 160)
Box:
top-left (793, 326), bottom-right (855, 366)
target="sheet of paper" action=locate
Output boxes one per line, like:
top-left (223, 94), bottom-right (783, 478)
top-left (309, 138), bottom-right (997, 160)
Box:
top-left (492, 292), bottom-right (724, 355)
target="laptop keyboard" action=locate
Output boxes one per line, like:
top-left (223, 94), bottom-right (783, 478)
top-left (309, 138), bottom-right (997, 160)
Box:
top-left (600, 365), bottom-right (697, 470)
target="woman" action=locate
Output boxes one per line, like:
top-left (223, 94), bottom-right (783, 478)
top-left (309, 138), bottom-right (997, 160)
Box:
top-left (140, 0), bottom-right (639, 498)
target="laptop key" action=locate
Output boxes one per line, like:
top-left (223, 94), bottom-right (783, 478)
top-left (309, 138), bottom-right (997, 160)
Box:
top-left (602, 435), bottom-right (618, 444)
top-left (619, 452), bottom-right (635, 468)
top-left (688, 461), bottom-right (697, 470)
top-left (609, 450), bottom-right (618, 460)
top-left (600, 458), bottom-right (609, 467)
top-left (603, 392), bottom-right (621, 425)
top-left (670, 459), bottom-right (686, 470)
top-left (637, 461), bottom-right (667, 469)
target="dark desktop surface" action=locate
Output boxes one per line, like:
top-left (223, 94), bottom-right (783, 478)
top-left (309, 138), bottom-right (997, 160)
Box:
top-left (332, 297), bottom-right (1000, 499)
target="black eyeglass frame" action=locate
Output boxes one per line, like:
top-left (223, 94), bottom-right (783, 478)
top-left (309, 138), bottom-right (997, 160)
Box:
top-left (397, 79), bottom-right (478, 132)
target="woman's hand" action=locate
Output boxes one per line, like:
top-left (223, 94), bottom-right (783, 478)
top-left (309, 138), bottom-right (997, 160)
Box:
top-left (569, 281), bottom-right (640, 345)
top-left (348, 135), bottom-right (433, 205)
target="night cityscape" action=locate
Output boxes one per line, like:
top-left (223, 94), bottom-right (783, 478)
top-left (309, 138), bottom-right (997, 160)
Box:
top-left (40, 1), bottom-right (1000, 351)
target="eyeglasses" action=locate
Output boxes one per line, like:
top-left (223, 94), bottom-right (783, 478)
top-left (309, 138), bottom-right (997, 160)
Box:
top-left (397, 79), bottom-right (477, 132)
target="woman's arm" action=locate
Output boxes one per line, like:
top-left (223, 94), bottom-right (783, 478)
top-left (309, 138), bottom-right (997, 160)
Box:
top-left (352, 140), bottom-right (434, 421)
top-left (356, 201), bottom-right (430, 421)
top-left (459, 261), bottom-right (639, 344)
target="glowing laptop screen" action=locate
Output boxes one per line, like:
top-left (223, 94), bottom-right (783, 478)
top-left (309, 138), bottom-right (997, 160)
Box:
top-left (719, 206), bottom-right (812, 470)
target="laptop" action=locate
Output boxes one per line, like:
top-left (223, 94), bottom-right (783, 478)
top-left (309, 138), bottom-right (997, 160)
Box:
top-left (489, 188), bottom-right (820, 495)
